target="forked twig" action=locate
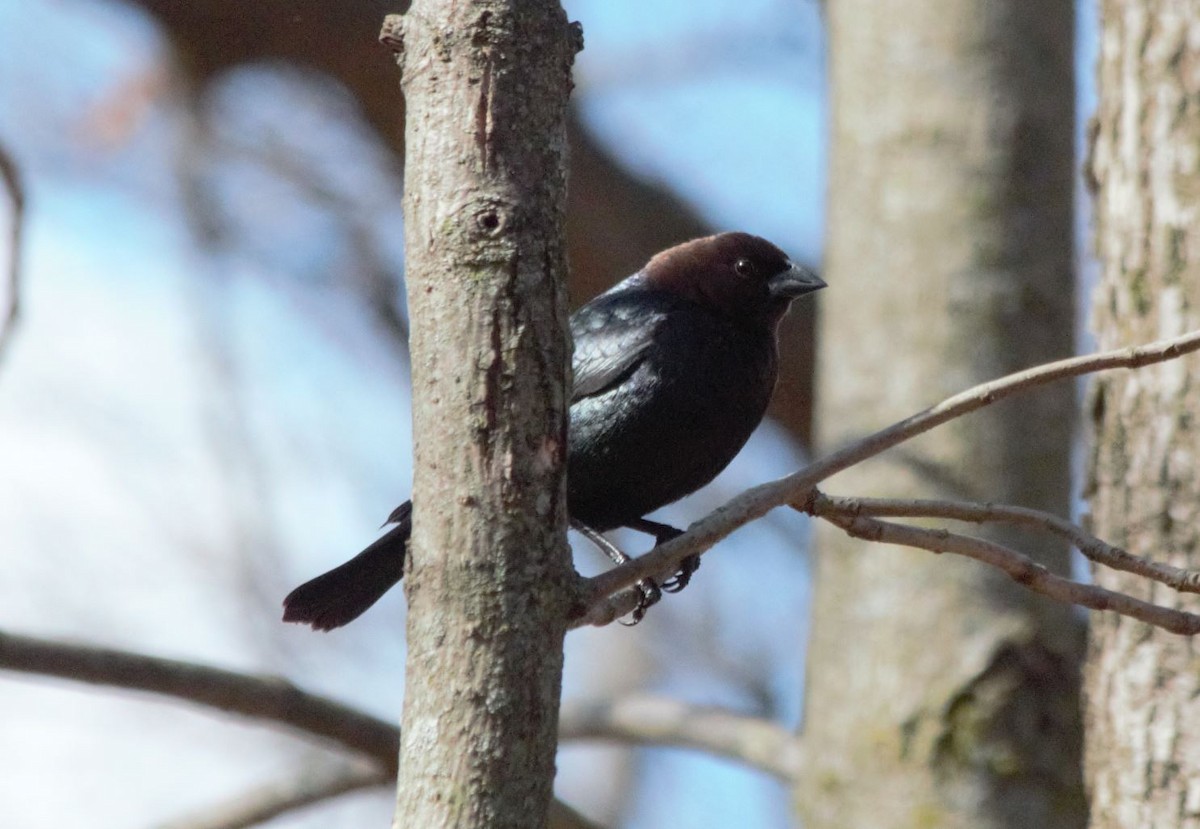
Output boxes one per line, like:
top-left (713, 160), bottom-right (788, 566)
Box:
top-left (812, 493), bottom-right (1200, 593)
top-left (814, 510), bottom-right (1200, 635)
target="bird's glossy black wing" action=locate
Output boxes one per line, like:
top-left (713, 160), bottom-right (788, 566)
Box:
top-left (570, 289), bottom-right (669, 402)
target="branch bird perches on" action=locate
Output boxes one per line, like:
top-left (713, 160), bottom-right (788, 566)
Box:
top-left (580, 328), bottom-right (1200, 632)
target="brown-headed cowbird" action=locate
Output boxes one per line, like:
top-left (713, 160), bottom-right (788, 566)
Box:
top-left (283, 232), bottom-right (824, 630)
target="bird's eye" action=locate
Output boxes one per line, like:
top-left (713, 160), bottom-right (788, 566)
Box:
top-left (734, 258), bottom-right (756, 278)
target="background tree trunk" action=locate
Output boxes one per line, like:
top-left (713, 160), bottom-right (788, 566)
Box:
top-left (391, 2), bottom-right (578, 827)
top-left (800, 3), bottom-right (1085, 827)
top-left (1084, 5), bottom-right (1200, 827)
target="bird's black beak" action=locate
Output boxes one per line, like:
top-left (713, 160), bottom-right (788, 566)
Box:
top-left (768, 263), bottom-right (826, 300)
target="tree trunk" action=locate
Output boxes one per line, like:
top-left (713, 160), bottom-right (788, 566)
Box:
top-left (1084, 5), bottom-right (1200, 827)
top-left (800, 3), bottom-right (1085, 827)
top-left (388, 3), bottom-right (579, 828)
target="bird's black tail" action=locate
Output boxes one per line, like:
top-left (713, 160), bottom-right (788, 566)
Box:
top-left (282, 502), bottom-right (412, 631)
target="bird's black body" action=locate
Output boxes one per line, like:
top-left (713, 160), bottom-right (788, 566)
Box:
top-left (566, 287), bottom-right (777, 530)
top-left (284, 233), bottom-right (824, 630)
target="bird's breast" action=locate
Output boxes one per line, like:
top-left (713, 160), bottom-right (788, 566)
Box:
top-left (566, 314), bottom-right (777, 530)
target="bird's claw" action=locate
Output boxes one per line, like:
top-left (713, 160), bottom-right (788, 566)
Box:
top-left (660, 554), bottom-right (700, 593)
top-left (620, 578), bottom-right (663, 626)
top-left (641, 524), bottom-right (694, 594)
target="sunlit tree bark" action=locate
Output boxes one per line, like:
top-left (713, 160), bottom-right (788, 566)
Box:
top-left (1084, 5), bottom-right (1200, 827)
top-left (386, 2), bottom-right (579, 826)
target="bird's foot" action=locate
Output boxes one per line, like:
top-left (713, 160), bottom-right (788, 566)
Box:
top-left (660, 554), bottom-right (700, 594)
top-left (621, 578), bottom-right (663, 626)
top-left (627, 519), bottom-right (696, 594)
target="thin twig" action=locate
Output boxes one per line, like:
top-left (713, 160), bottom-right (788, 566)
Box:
top-left (813, 492), bottom-right (1200, 594)
top-left (578, 329), bottom-right (1200, 621)
top-left (0, 144), bottom-right (24, 363)
top-left (816, 512), bottom-right (1200, 636)
top-left (559, 694), bottom-right (803, 781)
top-left (158, 762), bottom-right (388, 829)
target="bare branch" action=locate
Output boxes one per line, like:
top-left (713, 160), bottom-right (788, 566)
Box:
top-left (0, 632), bottom-right (619, 827)
top-left (159, 762), bottom-right (388, 829)
top-left (559, 694), bottom-right (803, 781)
top-left (578, 329), bottom-right (1200, 619)
top-left (0, 630), bottom-right (401, 772)
top-left (814, 492), bottom-right (1200, 594)
top-left (0, 629), bottom-right (793, 802)
top-left (0, 144), bottom-right (24, 364)
top-left (815, 511), bottom-right (1200, 636)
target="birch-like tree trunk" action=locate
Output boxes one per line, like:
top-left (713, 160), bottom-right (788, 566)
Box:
top-left (800, 3), bottom-right (1085, 826)
top-left (387, 3), bottom-right (580, 827)
top-left (1084, 5), bottom-right (1200, 827)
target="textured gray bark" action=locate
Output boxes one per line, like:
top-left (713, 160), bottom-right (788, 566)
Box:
top-left (1084, 4), bottom-right (1200, 827)
top-left (801, 2), bottom-right (1085, 827)
top-left (387, 3), bottom-right (580, 828)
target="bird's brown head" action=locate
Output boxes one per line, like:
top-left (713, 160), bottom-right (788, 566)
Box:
top-left (641, 232), bottom-right (825, 327)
